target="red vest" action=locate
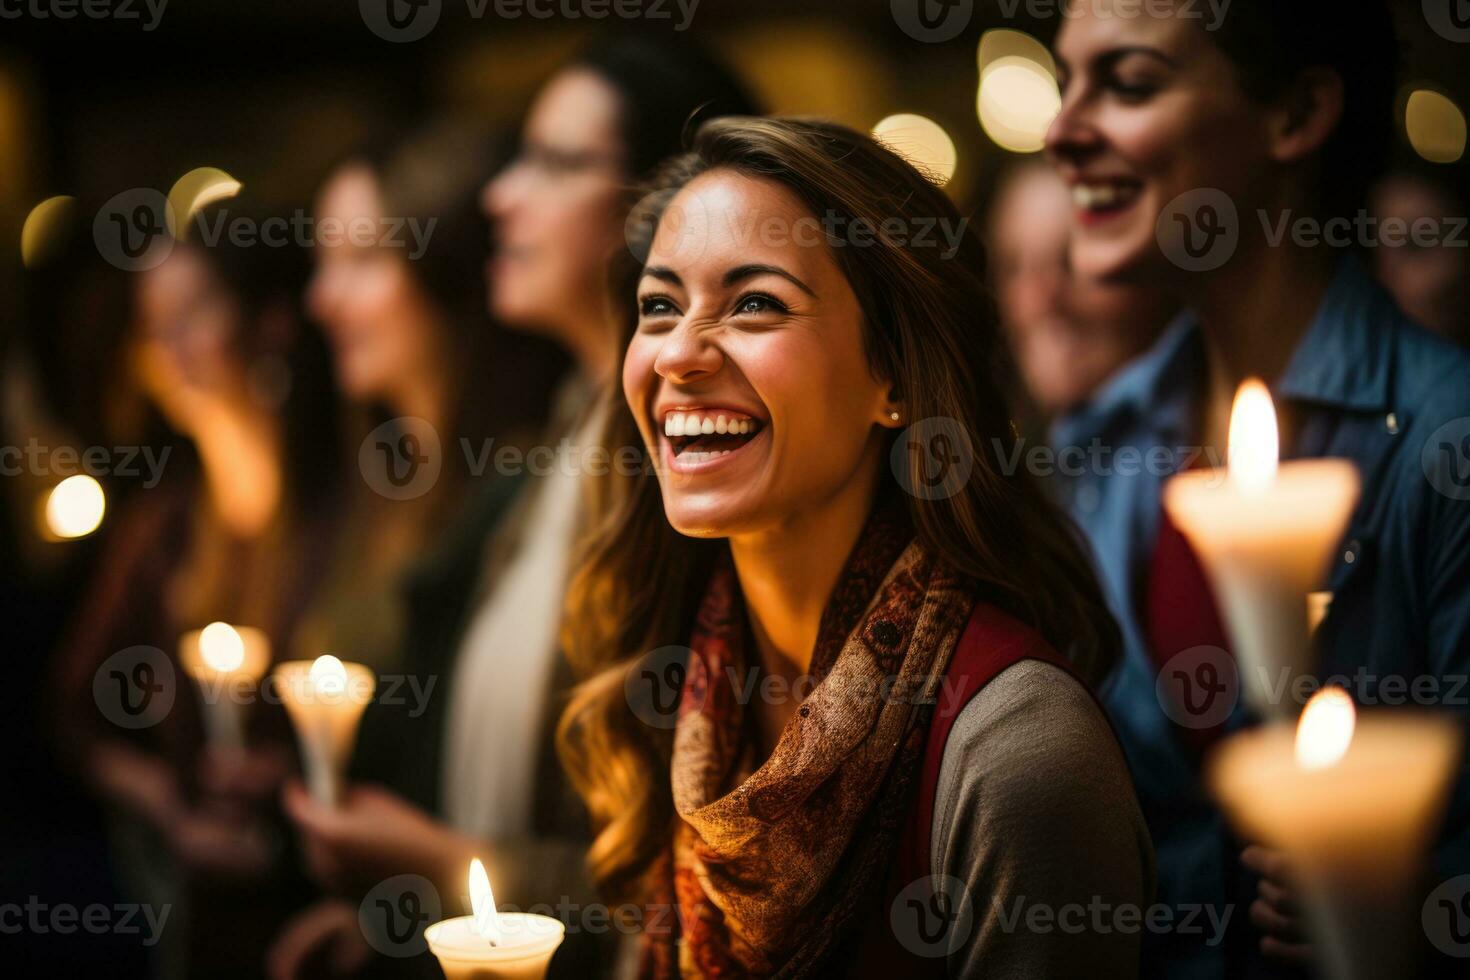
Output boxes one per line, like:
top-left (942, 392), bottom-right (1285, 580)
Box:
top-left (848, 601), bottom-right (1083, 979)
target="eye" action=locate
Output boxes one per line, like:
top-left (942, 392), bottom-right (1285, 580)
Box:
top-left (733, 292), bottom-right (787, 316)
top-left (639, 295), bottom-right (679, 317)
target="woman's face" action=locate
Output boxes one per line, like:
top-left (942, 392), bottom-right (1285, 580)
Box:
top-left (624, 170), bottom-right (897, 538)
top-left (484, 68), bottom-right (627, 338)
top-left (133, 244), bottom-right (244, 425)
top-left (307, 164), bottom-right (442, 403)
top-left (1046, 1), bottom-right (1268, 282)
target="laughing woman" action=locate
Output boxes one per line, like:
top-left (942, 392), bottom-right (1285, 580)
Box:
top-left (559, 117), bottom-right (1154, 978)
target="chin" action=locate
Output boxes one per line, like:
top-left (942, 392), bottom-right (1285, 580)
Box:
top-left (1071, 235), bottom-right (1158, 286)
top-left (658, 487), bottom-right (765, 540)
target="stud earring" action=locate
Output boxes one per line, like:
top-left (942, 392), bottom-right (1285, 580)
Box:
top-left (889, 411), bottom-right (900, 422)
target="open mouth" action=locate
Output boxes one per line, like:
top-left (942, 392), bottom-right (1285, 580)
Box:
top-left (661, 409), bottom-right (764, 465)
top-left (1071, 179), bottom-right (1143, 222)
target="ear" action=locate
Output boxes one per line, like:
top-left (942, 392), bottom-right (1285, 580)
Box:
top-left (877, 384), bottom-right (906, 430)
top-left (1265, 67), bottom-right (1345, 165)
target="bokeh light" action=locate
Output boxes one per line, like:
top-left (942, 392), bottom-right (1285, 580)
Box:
top-left (167, 166), bottom-right (243, 239)
top-left (20, 195), bottom-right (76, 270)
top-left (872, 113), bottom-right (957, 186)
top-left (1404, 89), bottom-right (1467, 164)
top-left (976, 30), bottom-right (1060, 154)
top-left (44, 475), bottom-right (106, 540)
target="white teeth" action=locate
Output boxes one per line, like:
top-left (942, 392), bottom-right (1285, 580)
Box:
top-left (1073, 182), bottom-right (1137, 211)
top-left (660, 410), bottom-right (761, 439)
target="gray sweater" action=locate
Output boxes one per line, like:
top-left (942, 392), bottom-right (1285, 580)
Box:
top-left (933, 659), bottom-right (1156, 978)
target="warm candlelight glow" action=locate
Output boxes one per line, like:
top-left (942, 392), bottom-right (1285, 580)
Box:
top-left (44, 475), bottom-right (106, 539)
top-left (1227, 379), bottom-right (1279, 494)
top-left (309, 654), bottom-right (348, 696)
top-left (469, 858), bottom-right (503, 945)
top-left (199, 621), bottom-right (246, 673)
top-left (1295, 687), bottom-right (1356, 770)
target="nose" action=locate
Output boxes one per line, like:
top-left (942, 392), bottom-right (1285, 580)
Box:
top-left (305, 265), bottom-right (338, 326)
top-left (1044, 88), bottom-right (1104, 170)
top-left (484, 161), bottom-right (524, 222)
top-left (653, 319), bottom-right (723, 386)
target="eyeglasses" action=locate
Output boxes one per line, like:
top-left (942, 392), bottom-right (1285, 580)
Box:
top-left (506, 142), bottom-right (623, 181)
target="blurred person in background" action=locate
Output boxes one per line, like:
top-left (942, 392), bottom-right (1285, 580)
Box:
top-left (988, 160), bottom-right (1177, 430)
top-left (267, 118), bottom-right (569, 977)
top-left (52, 196), bottom-right (343, 980)
top-left (270, 43), bottom-right (757, 980)
top-left (1047, 1), bottom-right (1470, 976)
top-left (1369, 166), bottom-right (1470, 348)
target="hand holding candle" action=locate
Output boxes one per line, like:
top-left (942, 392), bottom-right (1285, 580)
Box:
top-left (273, 654), bottom-right (374, 807)
top-left (1163, 380), bottom-right (1360, 719)
top-left (180, 622), bottom-right (270, 752)
top-left (426, 858), bottom-right (565, 980)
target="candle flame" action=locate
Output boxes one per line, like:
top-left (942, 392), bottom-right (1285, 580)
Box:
top-left (469, 858), bottom-right (503, 945)
top-left (1227, 379), bottom-right (1279, 494)
top-left (309, 654), bottom-right (348, 696)
top-left (200, 622), bottom-right (245, 672)
top-left (1295, 686), bottom-right (1356, 770)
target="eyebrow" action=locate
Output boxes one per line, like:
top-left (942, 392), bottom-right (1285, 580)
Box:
top-left (1057, 45), bottom-right (1180, 76)
top-left (640, 263), bottom-right (818, 298)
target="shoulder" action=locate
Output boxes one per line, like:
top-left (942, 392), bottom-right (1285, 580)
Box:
top-left (937, 659), bottom-right (1128, 818)
top-left (1392, 317), bottom-right (1470, 421)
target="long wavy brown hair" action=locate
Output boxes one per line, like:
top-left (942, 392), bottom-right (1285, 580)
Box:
top-left (558, 116), bottom-right (1121, 903)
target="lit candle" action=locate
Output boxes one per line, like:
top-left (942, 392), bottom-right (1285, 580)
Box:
top-left (425, 858), bottom-right (566, 980)
top-left (179, 622), bottom-right (271, 751)
top-left (1209, 687), bottom-right (1462, 980)
top-left (1163, 379), bottom-right (1361, 719)
top-left (272, 654), bottom-right (374, 806)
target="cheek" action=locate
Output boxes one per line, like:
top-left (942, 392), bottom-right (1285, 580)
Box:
top-left (622, 336), bottom-right (659, 426)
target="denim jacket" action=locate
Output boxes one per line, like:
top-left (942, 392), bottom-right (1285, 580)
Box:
top-left (1050, 257), bottom-right (1470, 978)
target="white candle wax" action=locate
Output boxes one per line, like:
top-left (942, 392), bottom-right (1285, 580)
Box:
top-left (1162, 381), bottom-right (1360, 718)
top-left (272, 655), bottom-right (375, 806)
top-left (1209, 692), bottom-right (1462, 980)
top-left (424, 913), bottom-right (566, 980)
top-left (179, 623), bottom-right (271, 751)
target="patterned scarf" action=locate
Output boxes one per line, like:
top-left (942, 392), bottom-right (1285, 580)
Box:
top-left (642, 507), bottom-right (979, 978)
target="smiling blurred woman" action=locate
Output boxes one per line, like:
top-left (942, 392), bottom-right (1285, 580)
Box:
top-left (559, 117), bottom-right (1153, 978)
top-left (1044, 4), bottom-right (1470, 977)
